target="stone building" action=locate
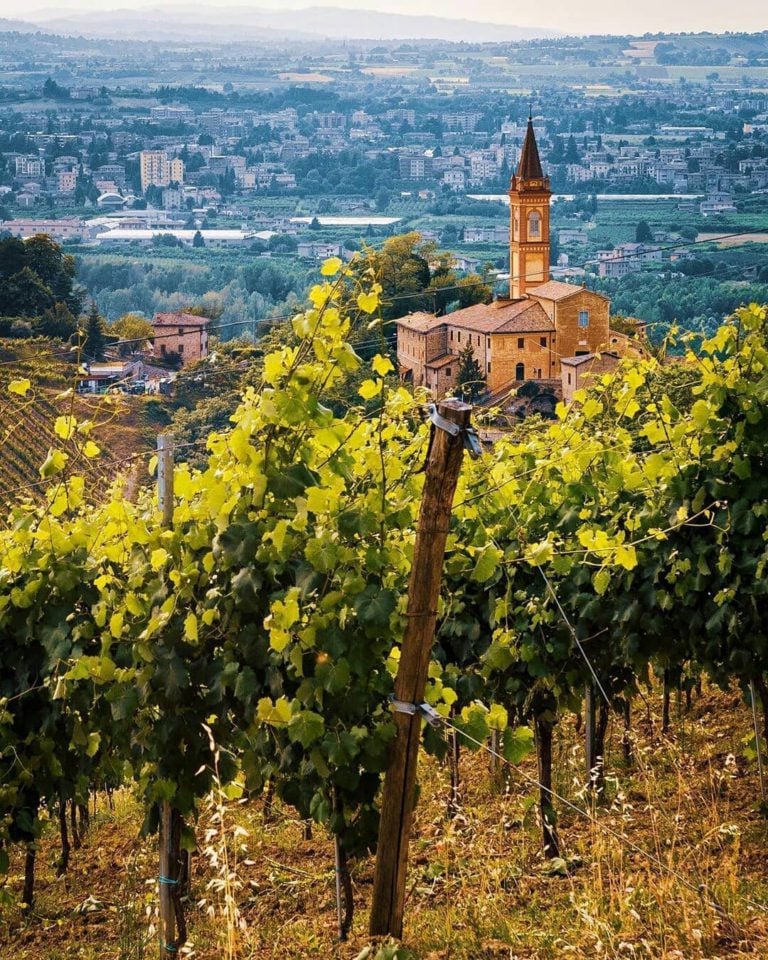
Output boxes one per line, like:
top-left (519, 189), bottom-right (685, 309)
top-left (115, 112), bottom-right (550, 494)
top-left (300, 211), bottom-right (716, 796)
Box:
top-left (396, 117), bottom-right (636, 398)
top-left (151, 312), bottom-right (210, 367)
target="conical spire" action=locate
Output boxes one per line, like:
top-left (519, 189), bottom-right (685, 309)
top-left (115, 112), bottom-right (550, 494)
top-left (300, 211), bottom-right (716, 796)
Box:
top-left (516, 115), bottom-right (543, 180)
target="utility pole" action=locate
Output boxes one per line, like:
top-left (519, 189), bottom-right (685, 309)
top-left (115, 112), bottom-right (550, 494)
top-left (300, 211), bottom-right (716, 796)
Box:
top-left (370, 399), bottom-right (474, 938)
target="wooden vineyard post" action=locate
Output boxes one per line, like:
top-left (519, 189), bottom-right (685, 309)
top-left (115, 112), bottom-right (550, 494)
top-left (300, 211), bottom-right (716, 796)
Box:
top-left (369, 399), bottom-right (473, 939)
top-left (585, 682), bottom-right (597, 794)
top-left (750, 679), bottom-right (766, 804)
top-left (157, 435), bottom-right (184, 960)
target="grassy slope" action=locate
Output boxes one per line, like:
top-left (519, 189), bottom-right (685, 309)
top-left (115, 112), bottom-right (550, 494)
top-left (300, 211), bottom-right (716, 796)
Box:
top-left (1, 684), bottom-right (767, 959)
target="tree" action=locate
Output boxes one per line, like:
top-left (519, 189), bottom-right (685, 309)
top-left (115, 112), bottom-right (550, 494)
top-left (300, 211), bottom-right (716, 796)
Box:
top-left (37, 302), bottom-right (77, 340)
top-left (635, 221), bottom-right (654, 243)
top-left (43, 77), bottom-right (69, 100)
top-left (108, 313), bottom-right (154, 355)
top-left (192, 230), bottom-right (205, 248)
top-left (564, 135), bottom-right (580, 164)
top-left (309, 217), bottom-right (322, 231)
top-left (455, 341), bottom-right (485, 401)
top-left (83, 303), bottom-right (107, 361)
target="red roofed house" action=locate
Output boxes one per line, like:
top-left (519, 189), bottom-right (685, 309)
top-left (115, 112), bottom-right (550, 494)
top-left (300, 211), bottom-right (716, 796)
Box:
top-left (151, 312), bottom-right (210, 367)
top-left (396, 116), bottom-right (641, 397)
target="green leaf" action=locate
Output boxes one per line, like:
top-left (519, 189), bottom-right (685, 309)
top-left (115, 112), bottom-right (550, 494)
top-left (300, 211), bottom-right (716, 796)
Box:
top-left (593, 568), bottom-right (611, 596)
top-left (354, 585), bottom-right (396, 626)
top-left (471, 544), bottom-right (501, 583)
top-left (502, 725), bottom-right (534, 764)
top-left (288, 710), bottom-right (325, 748)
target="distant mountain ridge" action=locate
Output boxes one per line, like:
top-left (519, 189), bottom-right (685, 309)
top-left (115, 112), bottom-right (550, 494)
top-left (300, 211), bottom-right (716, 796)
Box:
top-left (18, 5), bottom-right (562, 43)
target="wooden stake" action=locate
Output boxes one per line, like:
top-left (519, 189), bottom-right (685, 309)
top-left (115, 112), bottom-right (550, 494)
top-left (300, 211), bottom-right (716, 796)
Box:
top-left (585, 683), bottom-right (597, 793)
top-left (157, 435), bottom-right (184, 960)
top-left (750, 679), bottom-right (766, 805)
top-left (369, 399), bottom-right (471, 939)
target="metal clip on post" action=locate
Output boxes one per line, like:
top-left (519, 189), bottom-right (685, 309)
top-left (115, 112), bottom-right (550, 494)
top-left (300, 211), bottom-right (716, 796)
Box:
top-left (427, 402), bottom-right (482, 460)
top-left (390, 696), bottom-right (444, 729)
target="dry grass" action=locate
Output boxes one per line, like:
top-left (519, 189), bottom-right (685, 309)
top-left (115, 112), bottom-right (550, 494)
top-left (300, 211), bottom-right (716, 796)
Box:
top-left (2, 684), bottom-right (767, 959)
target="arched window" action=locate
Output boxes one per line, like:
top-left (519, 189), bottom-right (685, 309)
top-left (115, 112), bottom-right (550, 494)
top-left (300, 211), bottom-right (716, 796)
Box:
top-left (528, 211), bottom-right (541, 238)
top-left (515, 362), bottom-right (525, 381)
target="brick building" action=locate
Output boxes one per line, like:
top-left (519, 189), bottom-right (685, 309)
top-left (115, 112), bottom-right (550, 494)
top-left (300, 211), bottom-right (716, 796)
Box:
top-left (396, 117), bottom-right (637, 398)
top-left (151, 312), bottom-right (210, 367)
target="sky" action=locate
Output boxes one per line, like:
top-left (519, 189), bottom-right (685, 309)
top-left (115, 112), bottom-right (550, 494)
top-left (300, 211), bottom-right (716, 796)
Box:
top-left (7, 0), bottom-right (768, 36)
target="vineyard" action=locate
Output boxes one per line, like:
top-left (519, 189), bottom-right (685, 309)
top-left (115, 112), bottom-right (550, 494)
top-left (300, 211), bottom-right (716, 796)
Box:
top-left (0, 264), bottom-right (767, 959)
top-left (0, 340), bottom-right (162, 500)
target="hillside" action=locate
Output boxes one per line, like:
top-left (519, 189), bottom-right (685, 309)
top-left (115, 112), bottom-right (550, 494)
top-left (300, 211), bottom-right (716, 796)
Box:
top-left (0, 340), bottom-right (167, 505)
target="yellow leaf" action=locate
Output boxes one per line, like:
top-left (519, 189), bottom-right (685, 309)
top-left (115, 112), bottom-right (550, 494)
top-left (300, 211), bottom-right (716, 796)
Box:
top-left (8, 378), bottom-right (31, 396)
top-left (54, 415), bottom-right (77, 441)
top-left (614, 544), bottom-right (637, 570)
top-left (150, 547), bottom-right (169, 570)
top-left (357, 291), bottom-right (379, 314)
top-left (83, 440), bottom-right (101, 458)
top-left (372, 354), bottom-right (394, 377)
top-left (148, 455), bottom-right (158, 476)
top-left (358, 378), bottom-right (382, 400)
top-left (184, 612), bottom-right (198, 643)
top-left (109, 612), bottom-right (124, 638)
top-left (263, 352), bottom-right (285, 385)
top-left (320, 256), bottom-right (343, 276)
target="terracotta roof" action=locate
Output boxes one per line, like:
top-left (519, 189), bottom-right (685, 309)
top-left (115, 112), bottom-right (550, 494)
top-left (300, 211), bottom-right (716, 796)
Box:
top-left (426, 354), bottom-right (455, 370)
top-left (561, 351), bottom-right (620, 367)
top-left (528, 280), bottom-right (608, 303)
top-left (395, 311), bottom-right (445, 333)
top-left (526, 280), bottom-right (583, 301)
top-left (517, 118), bottom-right (544, 180)
top-left (153, 312), bottom-right (210, 327)
top-left (445, 298), bottom-right (553, 334)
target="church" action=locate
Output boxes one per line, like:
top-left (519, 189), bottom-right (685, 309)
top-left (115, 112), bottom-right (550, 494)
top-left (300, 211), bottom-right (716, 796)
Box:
top-left (396, 117), bottom-right (635, 398)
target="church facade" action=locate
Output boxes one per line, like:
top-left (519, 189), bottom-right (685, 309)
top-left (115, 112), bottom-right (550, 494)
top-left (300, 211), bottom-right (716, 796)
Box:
top-left (396, 117), bottom-right (633, 397)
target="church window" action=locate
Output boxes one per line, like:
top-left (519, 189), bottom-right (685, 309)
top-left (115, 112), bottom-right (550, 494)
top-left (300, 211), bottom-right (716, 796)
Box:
top-left (517, 337), bottom-right (524, 349)
top-left (528, 211), bottom-right (541, 238)
top-left (457, 331), bottom-right (461, 342)
top-left (540, 336), bottom-right (547, 346)
top-left (567, 373), bottom-right (572, 385)
top-left (515, 362), bottom-right (525, 380)
top-left (578, 310), bottom-right (590, 327)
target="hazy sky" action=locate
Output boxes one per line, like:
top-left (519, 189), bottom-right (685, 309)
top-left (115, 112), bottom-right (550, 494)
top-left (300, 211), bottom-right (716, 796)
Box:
top-left (9, 0), bottom-right (768, 36)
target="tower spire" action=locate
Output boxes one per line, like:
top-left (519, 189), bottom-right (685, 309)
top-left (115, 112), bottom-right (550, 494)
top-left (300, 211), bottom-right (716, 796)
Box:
top-left (517, 115), bottom-right (543, 181)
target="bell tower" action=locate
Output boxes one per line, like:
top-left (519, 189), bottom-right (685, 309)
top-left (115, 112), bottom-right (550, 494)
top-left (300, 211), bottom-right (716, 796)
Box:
top-left (509, 115), bottom-right (551, 299)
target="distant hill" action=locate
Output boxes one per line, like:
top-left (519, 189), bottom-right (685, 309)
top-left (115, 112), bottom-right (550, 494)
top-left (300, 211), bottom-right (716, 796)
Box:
top-left (22, 5), bottom-right (561, 43)
top-left (0, 17), bottom-right (46, 33)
